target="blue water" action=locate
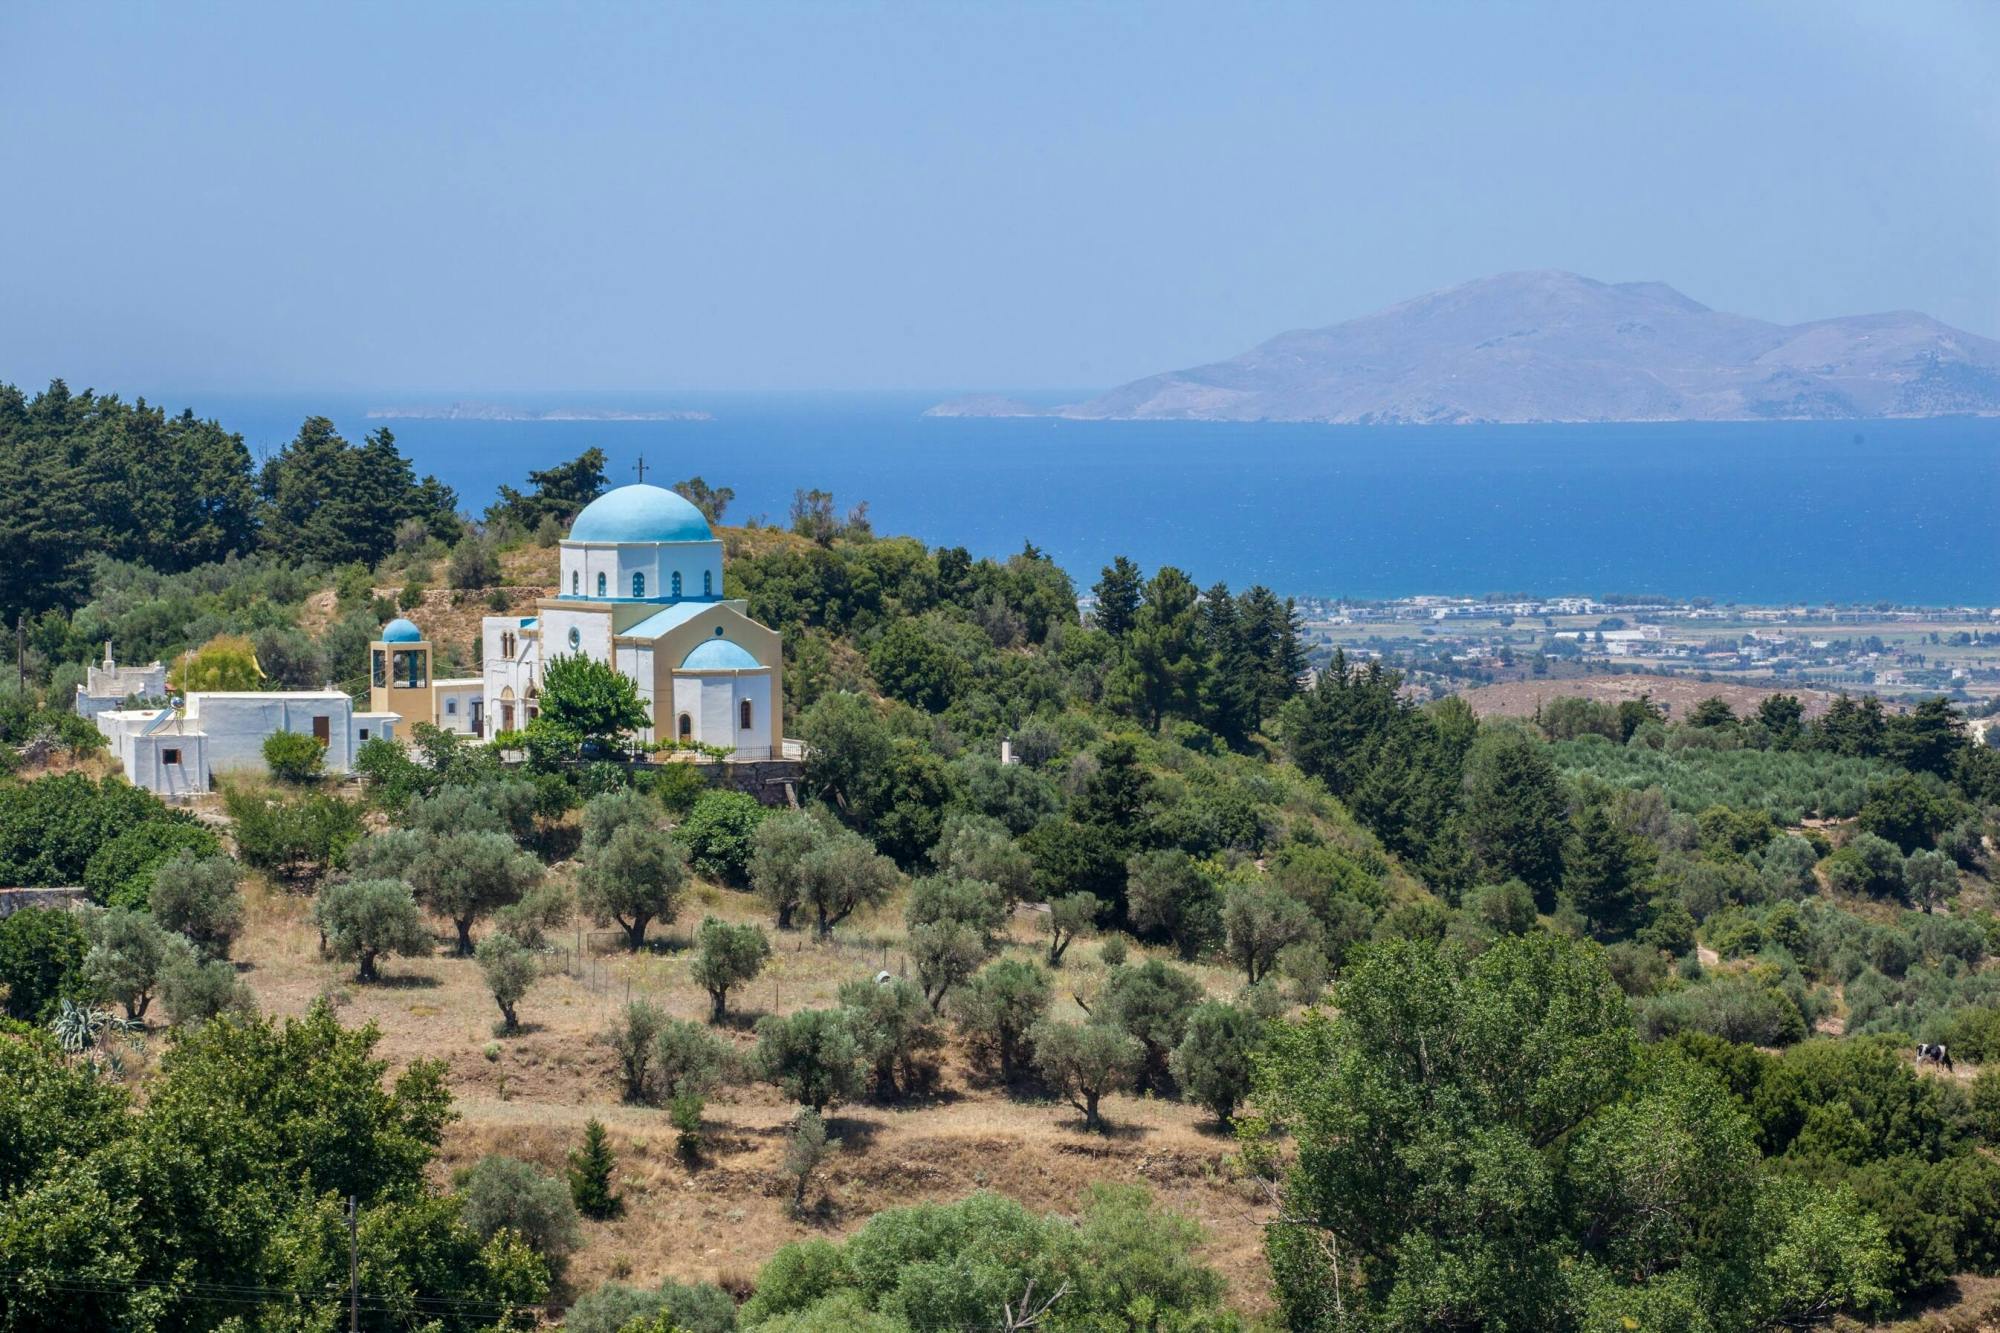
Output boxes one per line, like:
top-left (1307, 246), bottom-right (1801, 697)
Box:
top-left (179, 390), bottom-right (2000, 604)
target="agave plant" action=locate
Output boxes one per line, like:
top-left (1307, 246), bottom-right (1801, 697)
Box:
top-left (49, 998), bottom-right (145, 1077)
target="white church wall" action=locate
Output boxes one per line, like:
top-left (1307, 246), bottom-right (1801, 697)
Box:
top-left (539, 607), bottom-right (613, 665)
top-left (731, 674), bottom-right (773, 756)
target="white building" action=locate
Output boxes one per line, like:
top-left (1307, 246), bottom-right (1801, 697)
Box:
top-left (482, 484), bottom-right (782, 757)
top-left (91, 690), bottom-right (398, 797)
top-left (74, 645), bottom-right (167, 720)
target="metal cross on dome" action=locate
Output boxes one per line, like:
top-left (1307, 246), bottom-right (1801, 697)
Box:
top-left (633, 454), bottom-right (648, 484)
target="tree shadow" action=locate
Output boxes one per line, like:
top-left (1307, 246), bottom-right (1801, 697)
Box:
top-left (366, 972), bottom-right (442, 990)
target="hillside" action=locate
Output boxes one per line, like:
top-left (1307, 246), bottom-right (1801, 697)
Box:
top-left (930, 270), bottom-right (2000, 424)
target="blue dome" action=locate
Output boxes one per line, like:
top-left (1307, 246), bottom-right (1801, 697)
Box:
top-left (381, 617), bottom-right (424, 643)
top-left (679, 638), bottom-right (761, 670)
top-left (568, 484), bottom-right (713, 543)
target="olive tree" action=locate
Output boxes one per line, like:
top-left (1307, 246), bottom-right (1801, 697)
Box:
top-left (1032, 1019), bottom-right (1142, 1132)
top-left (1043, 891), bottom-right (1102, 967)
top-left (754, 1008), bottom-right (864, 1113)
top-left (148, 852), bottom-right (244, 960)
top-left (314, 877), bottom-right (432, 982)
top-left (953, 958), bottom-right (1052, 1083)
top-left (577, 822), bottom-right (688, 951)
top-left (1221, 881), bottom-right (1317, 985)
top-left (1169, 1000), bottom-right (1259, 1124)
top-left (688, 917), bottom-right (771, 1022)
top-left (410, 830), bottom-right (543, 955)
top-left (476, 932), bottom-right (539, 1034)
top-left (82, 908), bottom-right (187, 1021)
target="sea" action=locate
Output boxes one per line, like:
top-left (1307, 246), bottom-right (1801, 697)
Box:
top-left (178, 390), bottom-right (2000, 607)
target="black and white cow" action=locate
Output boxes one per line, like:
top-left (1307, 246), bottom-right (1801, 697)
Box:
top-left (1915, 1042), bottom-right (1953, 1072)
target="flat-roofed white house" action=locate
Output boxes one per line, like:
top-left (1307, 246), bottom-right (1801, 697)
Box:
top-left (91, 691), bottom-right (399, 797)
top-left (482, 484), bottom-right (783, 757)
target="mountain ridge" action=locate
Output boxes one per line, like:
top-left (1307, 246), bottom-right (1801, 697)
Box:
top-left (927, 271), bottom-right (2000, 423)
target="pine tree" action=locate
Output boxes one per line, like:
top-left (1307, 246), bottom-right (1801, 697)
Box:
top-left (567, 1118), bottom-right (619, 1219)
top-left (1563, 803), bottom-right (1653, 940)
top-left (1092, 556), bottom-right (1143, 637)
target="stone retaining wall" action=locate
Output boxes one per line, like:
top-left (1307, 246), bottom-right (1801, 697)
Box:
top-left (0, 887), bottom-right (89, 918)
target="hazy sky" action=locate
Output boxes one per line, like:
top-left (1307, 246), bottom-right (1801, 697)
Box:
top-left (3, 1), bottom-right (1996, 394)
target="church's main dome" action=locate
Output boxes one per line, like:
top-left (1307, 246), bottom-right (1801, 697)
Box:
top-left (568, 484), bottom-right (713, 544)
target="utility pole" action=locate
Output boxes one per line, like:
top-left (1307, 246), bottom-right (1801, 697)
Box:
top-left (346, 1195), bottom-right (359, 1333)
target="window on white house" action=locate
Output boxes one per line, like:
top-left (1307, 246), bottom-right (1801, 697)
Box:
top-left (162, 748), bottom-right (182, 765)
top-left (740, 699), bottom-right (753, 730)
top-left (597, 572), bottom-right (607, 596)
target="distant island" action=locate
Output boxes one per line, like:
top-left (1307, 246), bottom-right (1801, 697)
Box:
top-left (368, 401), bottom-right (713, 422)
top-left (928, 270), bottom-right (2000, 424)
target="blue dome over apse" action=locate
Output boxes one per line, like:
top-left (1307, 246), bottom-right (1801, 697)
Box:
top-left (568, 484), bottom-right (713, 543)
top-left (381, 618), bottom-right (424, 643)
top-left (679, 638), bottom-right (761, 670)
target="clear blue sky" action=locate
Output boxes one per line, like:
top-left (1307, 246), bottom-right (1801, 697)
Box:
top-left (2, 1), bottom-right (1995, 394)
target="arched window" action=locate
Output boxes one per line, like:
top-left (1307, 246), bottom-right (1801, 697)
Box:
top-left (596, 572), bottom-right (607, 597)
top-left (704, 570), bottom-right (713, 596)
top-left (740, 699), bottom-right (753, 731)
top-left (672, 571), bottom-right (683, 598)
top-left (571, 571), bottom-right (579, 594)
top-left (632, 572), bottom-right (645, 599)
top-left (677, 713), bottom-right (692, 740)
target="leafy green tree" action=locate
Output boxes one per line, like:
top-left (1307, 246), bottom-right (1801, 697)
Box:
top-left (1032, 1019), bottom-right (1142, 1132)
top-left (754, 1007), bottom-right (865, 1113)
top-left (1043, 890), bottom-right (1101, 966)
top-left (81, 817), bottom-right (222, 908)
top-left (689, 916), bottom-right (771, 1022)
top-left (1126, 848), bottom-right (1223, 959)
top-left (577, 821), bottom-right (688, 950)
top-left (0, 772), bottom-right (183, 888)
top-left (1856, 772), bottom-right (1956, 852)
top-left (1170, 1000), bottom-right (1260, 1123)
top-left (1105, 565), bottom-right (1205, 729)
top-left (476, 932), bottom-right (538, 1033)
top-left (1221, 880), bottom-right (1317, 984)
top-left (260, 417), bottom-right (455, 565)
top-left (1565, 801), bottom-right (1657, 940)
top-left (1687, 696), bottom-right (1739, 729)
top-left (1461, 727), bottom-right (1570, 906)
top-left (81, 907), bottom-right (186, 1021)
top-left (782, 1107), bottom-right (840, 1217)
top-left (142, 851), bottom-right (243, 960)
top-left (670, 475), bottom-right (733, 523)
top-left (952, 958), bottom-right (1052, 1083)
top-left (410, 829), bottom-right (544, 955)
top-left (1091, 555), bottom-right (1142, 637)
top-left (749, 807), bottom-right (828, 929)
top-left (653, 1017), bottom-right (733, 1104)
top-left (262, 729), bottom-right (326, 783)
top-left (314, 877), bottom-right (432, 982)
top-left (605, 1000), bottom-right (667, 1102)
top-left (0, 906), bottom-right (87, 1021)
top-left (533, 652), bottom-right (651, 758)
top-left (456, 1154), bottom-right (582, 1272)
top-left (1903, 848), bottom-right (1958, 914)
top-left (224, 786), bottom-right (363, 888)
top-left (908, 919), bottom-right (987, 1014)
top-left (158, 952), bottom-right (253, 1026)
top-left (799, 824), bottom-right (899, 938)
top-left (1099, 957), bottom-right (1203, 1092)
top-left (839, 976), bottom-right (940, 1099)
top-left (1756, 693), bottom-right (1806, 747)
top-left (676, 788), bottom-right (768, 884)
top-left (486, 447), bottom-right (608, 530)
top-left (931, 810), bottom-right (1034, 904)
top-left (447, 534), bottom-right (500, 589)
top-left (567, 1118), bottom-right (619, 1219)
top-left (868, 617), bottom-right (968, 712)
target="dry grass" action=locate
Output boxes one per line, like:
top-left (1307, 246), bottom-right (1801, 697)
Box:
top-left (230, 876), bottom-right (1278, 1315)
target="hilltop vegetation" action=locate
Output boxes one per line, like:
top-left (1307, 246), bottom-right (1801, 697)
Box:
top-left (3, 379), bottom-right (2000, 1331)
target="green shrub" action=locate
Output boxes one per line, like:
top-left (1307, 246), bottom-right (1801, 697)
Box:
top-left (262, 730), bottom-right (326, 783)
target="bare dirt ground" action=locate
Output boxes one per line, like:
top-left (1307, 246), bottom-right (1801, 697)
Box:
top-left (1458, 674), bottom-right (1854, 723)
top-left (229, 878), bottom-right (1279, 1316)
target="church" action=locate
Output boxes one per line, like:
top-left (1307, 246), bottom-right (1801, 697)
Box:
top-left (477, 483), bottom-right (783, 757)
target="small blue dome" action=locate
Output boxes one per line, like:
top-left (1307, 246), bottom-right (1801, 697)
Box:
top-left (381, 618), bottom-right (424, 643)
top-left (679, 638), bottom-right (761, 670)
top-left (569, 484), bottom-right (713, 544)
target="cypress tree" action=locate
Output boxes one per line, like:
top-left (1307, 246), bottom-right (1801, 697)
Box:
top-left (567, 1118), bottom-right (619, 1219)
